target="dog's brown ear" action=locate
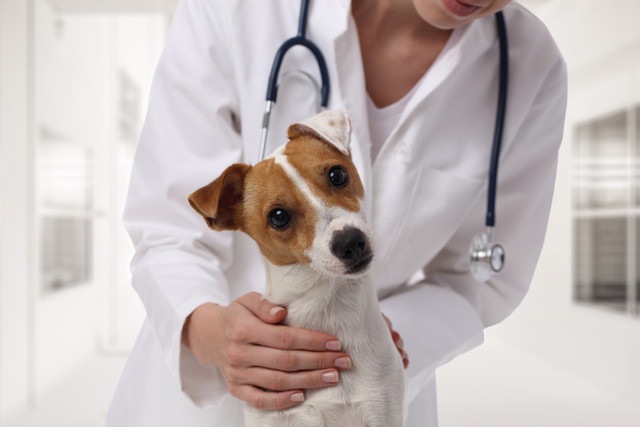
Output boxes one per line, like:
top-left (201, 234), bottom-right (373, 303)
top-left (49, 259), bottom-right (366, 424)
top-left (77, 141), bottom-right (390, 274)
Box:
top-left (188, 163), bottom-right (251, 231)
top-left (288, 109), bottom-right (351, 155)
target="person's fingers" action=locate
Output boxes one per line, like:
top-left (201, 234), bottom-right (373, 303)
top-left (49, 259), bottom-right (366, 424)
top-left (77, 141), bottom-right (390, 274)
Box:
top-left (383, 313), bottom-right (409, 369)
top-left (234, 293), bottom-right (343, 352)
top-left (222, 303), bottom-right (342, 352)
top-left (402, 351), bottom-right (410, 369)
top-left (228, 366), bottom-right (341, 392)
top-left (391, 330), bottom-right (404, 349)
top-left (392, 332), bottom-right (409, 368)
top-left (237, 292), bottom-right (287, 324)
top-left (250, 322), bottom-right (342, 352)
top-left (228, 384), bottom-right (305, 411)
top-left (231, 345), bottom-right (351, 372)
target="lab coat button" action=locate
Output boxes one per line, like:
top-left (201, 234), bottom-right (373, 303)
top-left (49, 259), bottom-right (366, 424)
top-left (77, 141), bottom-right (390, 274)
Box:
top-left (396, 142), bottom-right (412, 162)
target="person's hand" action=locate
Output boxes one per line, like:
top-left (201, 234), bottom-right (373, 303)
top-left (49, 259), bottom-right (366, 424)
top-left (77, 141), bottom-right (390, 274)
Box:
top-left (182, 292), bottom-right (351, 410)
top-left (383, 314), bottom-right (410, 369)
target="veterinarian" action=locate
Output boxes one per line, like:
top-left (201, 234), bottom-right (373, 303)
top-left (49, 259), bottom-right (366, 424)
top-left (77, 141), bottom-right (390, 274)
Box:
top-left (106, 0), bottom-right (567, 426)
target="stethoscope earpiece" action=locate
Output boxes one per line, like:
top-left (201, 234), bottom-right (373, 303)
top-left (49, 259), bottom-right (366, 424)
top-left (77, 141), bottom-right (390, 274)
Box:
top-left (469, 229), bottom-right (505, 283)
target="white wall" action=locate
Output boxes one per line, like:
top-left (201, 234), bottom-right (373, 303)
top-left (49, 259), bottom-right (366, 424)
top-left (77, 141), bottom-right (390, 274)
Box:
top-left (0, 0), bottom-right (33, 420)
top-left (493, 0), bottom-right (640, 403)
top-left (32, 1), bottom-right (110, 399)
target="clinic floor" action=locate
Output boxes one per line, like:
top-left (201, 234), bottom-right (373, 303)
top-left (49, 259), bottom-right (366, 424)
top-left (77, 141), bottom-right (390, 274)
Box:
top-left (3, 334), bottom-right (639, 427)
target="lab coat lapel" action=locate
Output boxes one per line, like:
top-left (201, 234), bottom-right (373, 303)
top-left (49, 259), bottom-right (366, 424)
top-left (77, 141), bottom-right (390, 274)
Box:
top-left (366, 18), bottom-right (496, 289)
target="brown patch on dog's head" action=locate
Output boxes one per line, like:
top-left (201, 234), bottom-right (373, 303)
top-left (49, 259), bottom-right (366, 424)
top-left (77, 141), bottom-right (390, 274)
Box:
top-left (283, 134), bottom-right (364, 214)
top-left (241, 158), bottom-right (318, 265)
top-left (188, 109), bottom-right (367, 272)
top-left (188, 163), bottom-right (251, 231)
top-left (188, 159), bottom-right (319, 266)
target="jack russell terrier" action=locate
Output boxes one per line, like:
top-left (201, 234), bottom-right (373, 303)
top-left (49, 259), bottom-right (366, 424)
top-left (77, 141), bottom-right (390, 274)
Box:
top-left (188, 110), bottom-right (406, 427)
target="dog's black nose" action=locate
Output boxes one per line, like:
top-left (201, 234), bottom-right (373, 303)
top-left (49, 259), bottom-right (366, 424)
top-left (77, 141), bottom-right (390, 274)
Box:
top-left (330, 226), bottom-right (372, 273)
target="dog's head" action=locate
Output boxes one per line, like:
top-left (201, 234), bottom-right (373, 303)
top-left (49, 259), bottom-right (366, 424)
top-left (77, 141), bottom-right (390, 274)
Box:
top-left (188, 110), bottom-right (373, 277)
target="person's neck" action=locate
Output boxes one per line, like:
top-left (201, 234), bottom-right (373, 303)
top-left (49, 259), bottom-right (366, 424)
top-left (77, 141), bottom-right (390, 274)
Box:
top-left (351, 0), bottom-right (451, 43)
top-left (351, 0), bottom-right (453, 107)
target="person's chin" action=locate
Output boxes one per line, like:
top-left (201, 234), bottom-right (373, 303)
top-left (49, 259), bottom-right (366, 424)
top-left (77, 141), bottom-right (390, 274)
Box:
top-left (441, 0), bottom-right (481, 18)
top-left (413, 0), bottom-right (476, 30)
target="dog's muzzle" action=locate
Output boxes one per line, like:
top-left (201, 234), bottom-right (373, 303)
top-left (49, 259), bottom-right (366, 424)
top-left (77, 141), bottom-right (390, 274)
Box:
top-left (330, 226), bottom-right (373, 274)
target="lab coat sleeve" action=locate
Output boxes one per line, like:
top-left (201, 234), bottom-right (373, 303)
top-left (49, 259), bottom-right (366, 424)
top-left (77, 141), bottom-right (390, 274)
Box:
top-left (122, 0), bottom-right (241, 407)
top-left (380, 52), bottom-right (568, 396)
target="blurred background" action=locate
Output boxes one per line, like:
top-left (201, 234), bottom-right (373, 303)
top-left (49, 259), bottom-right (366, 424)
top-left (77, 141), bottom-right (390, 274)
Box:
top-left (0, 0), bottom-right (639, 426)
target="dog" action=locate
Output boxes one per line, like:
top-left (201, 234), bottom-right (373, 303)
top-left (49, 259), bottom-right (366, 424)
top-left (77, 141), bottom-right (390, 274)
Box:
top-left (188, 109), bottom-right (406, 427)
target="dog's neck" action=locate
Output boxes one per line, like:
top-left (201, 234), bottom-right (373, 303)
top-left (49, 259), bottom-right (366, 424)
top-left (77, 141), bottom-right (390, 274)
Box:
top-left (264, 262), bottom-right (361, 304)
top-left (263, 260), bottom-right (380, 335)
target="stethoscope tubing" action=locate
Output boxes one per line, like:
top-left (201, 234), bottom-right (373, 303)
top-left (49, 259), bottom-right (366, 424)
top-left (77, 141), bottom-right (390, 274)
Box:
top-left (486, 11), bottom-right (508, 228)
top-left (259, 0), bottom-right (330, 160)
top-left (264, 0), bottom-right (330, 107)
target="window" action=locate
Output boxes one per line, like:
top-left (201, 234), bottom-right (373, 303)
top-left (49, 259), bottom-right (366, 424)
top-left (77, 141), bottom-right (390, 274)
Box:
top-left (573, 108), bottom-right (640, 315)
top-left (36, 129), bottom-right (93, 293)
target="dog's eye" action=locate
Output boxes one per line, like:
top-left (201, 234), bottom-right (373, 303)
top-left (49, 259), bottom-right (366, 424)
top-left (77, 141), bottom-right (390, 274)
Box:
top-left (328, 166), bottom-right (348, 188)
top-left (268, 208), bottom-right (291, 229)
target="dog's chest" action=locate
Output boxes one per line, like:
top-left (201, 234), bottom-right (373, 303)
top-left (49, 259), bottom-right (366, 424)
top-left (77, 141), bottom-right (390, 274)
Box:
top-left (282, 281), bottom-right (369, 337)
top-left (258, 267), bottom-right (406, 426)
top-left (276, 280), bottom-right (399, 400)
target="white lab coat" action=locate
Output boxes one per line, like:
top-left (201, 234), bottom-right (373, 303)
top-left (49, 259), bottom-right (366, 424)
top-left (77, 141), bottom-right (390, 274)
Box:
top-left (106, 0), bottom-right (567, 426)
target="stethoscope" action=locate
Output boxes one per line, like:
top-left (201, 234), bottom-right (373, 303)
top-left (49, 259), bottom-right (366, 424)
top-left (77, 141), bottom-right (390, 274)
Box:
top-left (260, 0), bottom-right (508, 284)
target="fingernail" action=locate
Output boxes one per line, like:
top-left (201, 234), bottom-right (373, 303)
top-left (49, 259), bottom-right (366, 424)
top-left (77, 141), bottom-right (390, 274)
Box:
top-left (334, 357), bottom-right (351, 369)
top-left (322, 371), bottom-right (339, 383)
top-left (269, 306), bottom-right (285, 317)
top-left (290, 392), bottom-right (304, 402)
top-left (325, 340), bottom-right (341, 351)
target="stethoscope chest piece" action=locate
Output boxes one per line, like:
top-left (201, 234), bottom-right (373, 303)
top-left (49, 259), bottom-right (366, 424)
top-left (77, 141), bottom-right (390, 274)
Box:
top-left (469, 229), bottom-right (505, 283)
